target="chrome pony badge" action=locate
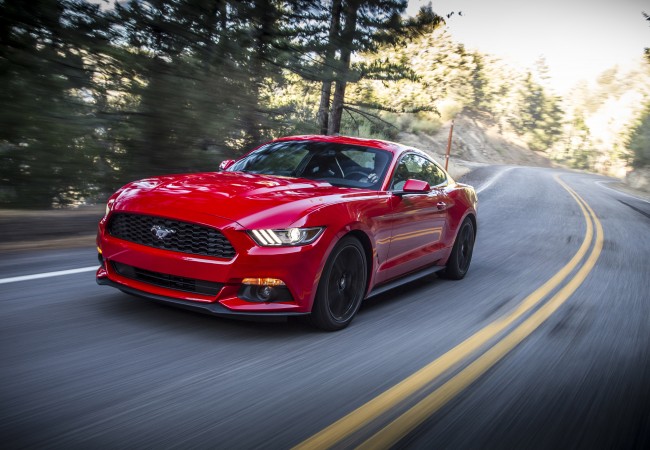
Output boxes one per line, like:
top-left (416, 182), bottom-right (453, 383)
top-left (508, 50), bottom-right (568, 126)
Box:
top-left (151, 224), bottom-right (176, 240)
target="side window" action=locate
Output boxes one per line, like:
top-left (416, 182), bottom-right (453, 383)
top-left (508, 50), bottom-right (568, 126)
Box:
top-left (390, 156), bottom-right (413, 190)
top-left (390, 154), bottom-right (447, 190)
top-left (428, 161), bottom-right (447, 186)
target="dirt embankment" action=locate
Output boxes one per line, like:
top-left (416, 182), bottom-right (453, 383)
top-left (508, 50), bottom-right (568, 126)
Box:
top-left (397, 116), bottom-right (650, 197)
top-left (0, 207), bottom-right (103, 252)
top-left (396, 113), bottom-right (552, 180)
top-left (402, 114), bottom-right (650, 200)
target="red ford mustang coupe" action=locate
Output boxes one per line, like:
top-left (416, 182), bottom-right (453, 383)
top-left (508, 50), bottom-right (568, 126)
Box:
top-left (96, 135), bottom-right (477, 330)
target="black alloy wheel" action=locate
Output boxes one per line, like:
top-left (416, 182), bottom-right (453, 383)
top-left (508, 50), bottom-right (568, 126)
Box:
top-left (311, 236), bottom-right (367, 331)
top-left (440, 217), bottom-right (475, 280)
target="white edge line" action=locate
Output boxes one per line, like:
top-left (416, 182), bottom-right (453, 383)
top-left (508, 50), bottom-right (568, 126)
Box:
top-left (0, 266), bottom-right (98, 285)
top-left (595, 181), bottom-right (650, 204)
top-left (476, 167), bottom-right (514, 194)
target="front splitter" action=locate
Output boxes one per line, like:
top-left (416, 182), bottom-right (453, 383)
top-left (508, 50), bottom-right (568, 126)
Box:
top-left (96, 277), bottom-right (310, 321)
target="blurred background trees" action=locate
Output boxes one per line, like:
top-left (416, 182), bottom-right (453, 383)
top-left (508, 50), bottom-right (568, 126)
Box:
top-left (1, 0), bottom-right (649, 207)
top-left (629, 12), bottom-right (650, 181)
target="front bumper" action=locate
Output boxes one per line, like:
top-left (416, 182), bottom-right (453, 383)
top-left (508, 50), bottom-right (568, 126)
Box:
top-left (96, 276), bottom-right (309, 319)
top-left (96, 213), bottom-right (332, 315)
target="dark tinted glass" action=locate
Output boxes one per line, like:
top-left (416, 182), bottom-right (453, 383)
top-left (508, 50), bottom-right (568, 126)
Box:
top-left (229, 141), bottom-right (392, 190)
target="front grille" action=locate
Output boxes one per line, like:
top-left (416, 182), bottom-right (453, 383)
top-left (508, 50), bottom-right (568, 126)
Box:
top-left (112, 262), bottom-right (223, 296)
top-left (108, 213), bottom-right (236, 259)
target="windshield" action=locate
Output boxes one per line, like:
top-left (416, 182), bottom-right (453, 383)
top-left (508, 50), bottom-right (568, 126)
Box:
top-left (228, 141), bottom-right (392, 190)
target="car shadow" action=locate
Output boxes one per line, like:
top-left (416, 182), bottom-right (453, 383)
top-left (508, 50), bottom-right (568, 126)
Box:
top-left (359, 273), bottom-right (443, 312)
top-left (95, 272), bottom-right (454, 338)
top-left (98, 291), bottom-right (320, 338)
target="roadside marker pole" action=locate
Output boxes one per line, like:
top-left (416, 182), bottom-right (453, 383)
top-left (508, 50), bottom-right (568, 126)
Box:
top-left (445, 120), bottom-right (454, 171)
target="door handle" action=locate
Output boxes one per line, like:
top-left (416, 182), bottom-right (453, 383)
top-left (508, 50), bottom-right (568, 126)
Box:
top-left (436, 202), bottom-right (447, 210)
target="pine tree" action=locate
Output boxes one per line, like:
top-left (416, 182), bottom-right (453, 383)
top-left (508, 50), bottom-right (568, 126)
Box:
top-left (628, 103), bottom-right (650, 168)
top-left (0, 0), bottom-right (110, 207)
top-left (309, 1), bottom-right (442, 135)
top-left (316, 0), bottom-right (343, 134)
top-left (509, 73), bottom-right (564, 152)
top-left (643, 13), bottom-right (650, 63)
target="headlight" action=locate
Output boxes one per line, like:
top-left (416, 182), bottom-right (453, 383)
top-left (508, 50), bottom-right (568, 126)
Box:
top-left (105, 199), bottom-right (115, 217)
top-left (247, 227), bottom-right (324, 246)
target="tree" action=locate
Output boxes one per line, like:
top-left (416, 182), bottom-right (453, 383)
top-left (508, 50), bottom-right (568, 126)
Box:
top-left (0, 0), bottom-right (110, 207)
top-left (237, 0), bottom-right (294, 147)
top-left (109, 0), bottom-right (244, 179)
top-left (311, 1), bottom-right (443, 135)
top-left (316, 0), bottom-right (343, 134)
top-left (627, 103), bottom-right (650, 168)
top-left (642, 13), bottom-right (650, 62)
top-left (466, 52), bottom-right (495, 116)
top-left (563, 112), bottom-right (592, 169)
top-left (509, 72), bottom-right (564, 152)
top-left (327, 0), bottom-right (362, 135)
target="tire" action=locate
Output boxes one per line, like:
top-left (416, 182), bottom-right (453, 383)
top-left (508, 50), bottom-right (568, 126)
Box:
top-left (440, 217), bottom-right (475, 280)
top-left (311, 236), bottom-right (367, 331)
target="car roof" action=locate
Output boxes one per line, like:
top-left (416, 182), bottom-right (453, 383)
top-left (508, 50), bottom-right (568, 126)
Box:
top-left (272, 134), bottom-right (413, 156)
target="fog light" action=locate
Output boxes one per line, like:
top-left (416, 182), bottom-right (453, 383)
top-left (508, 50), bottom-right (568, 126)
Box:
top-left (238, 278), bottom-right (293, 303)
top-left (258, 285), bottom-right (274, 302)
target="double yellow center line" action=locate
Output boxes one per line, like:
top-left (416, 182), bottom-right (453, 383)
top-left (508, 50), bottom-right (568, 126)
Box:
top-left (294, 175), bottom-right (604, 449)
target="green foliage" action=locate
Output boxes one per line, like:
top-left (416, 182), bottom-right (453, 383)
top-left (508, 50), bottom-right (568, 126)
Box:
top-left (0, 0), bottom-right (107, 207)
top-left (2, 1), bottom-right (649, 208)
top-left (643, 13), bottom-right (650, 63)
top-left (562, 62), bottom-right (650, 175)
top-left (627, 103), bottom-right (650, 168)
top-left (339, 109), bottom-right (397, 141)
top-left (557, 112), bottom-right (592, 169)
top-left (108, 0), bottom-right (293, 177)
top-left (349, 28), bottom-right (566, 154)
top-left (466, 52), bottom-right (494, 115)
top-left (508, 73), bottom-right (564, 152)
top-left (310, 0), bottom-right (444, 135)
top-left (1, 0), bottom-right (328, 206)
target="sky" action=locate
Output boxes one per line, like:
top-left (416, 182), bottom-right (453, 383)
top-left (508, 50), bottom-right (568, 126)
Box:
top-left (406, 0), bottom-right (649, 93)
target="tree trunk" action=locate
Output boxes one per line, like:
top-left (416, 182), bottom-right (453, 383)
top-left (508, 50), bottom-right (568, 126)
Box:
top-left (328, 70), bottom-right (347, 135)
top-left (328, 0), bottom-right (359, 135)
top-left (317, 0), bottom-right (342, 135)
top-left (317, 81), bottom-right (333, 135)
top-left (242, 0), bottom-right (274, 147)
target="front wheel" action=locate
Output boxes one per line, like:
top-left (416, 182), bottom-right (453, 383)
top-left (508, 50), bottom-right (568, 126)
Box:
top-left (440, 217), bottom-right (475, 280)
top-left (311, 236), bottom-right (367, 331)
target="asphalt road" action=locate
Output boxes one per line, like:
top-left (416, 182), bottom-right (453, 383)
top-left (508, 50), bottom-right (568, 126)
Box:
top-left (1, 166), bottom-right (649, 449)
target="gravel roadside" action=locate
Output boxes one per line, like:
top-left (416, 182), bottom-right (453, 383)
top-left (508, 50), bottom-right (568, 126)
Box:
top-left (0, 206), bottom-right (103, 252)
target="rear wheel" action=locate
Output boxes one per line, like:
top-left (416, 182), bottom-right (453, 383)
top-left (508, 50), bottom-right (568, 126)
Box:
top-left (441, 217), bottom-right (475, 280)
top-left (311, 236), bottom-right (367, 331)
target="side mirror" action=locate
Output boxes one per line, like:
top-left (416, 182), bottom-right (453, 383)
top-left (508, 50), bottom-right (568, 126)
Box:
top-left (396, 178), bottom-right (430, 194)
top-left (403, 179), bottom-right (430, 192)
top-left (219, 159), bottom-right (235, 171)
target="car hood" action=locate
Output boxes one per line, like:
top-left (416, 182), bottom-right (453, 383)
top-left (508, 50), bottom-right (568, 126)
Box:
top-left (112, 171), bottom-right (376, 228)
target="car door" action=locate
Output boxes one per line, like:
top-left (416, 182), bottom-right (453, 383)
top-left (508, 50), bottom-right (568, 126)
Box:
top-left (376, 153), bottom-right (451, 283)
